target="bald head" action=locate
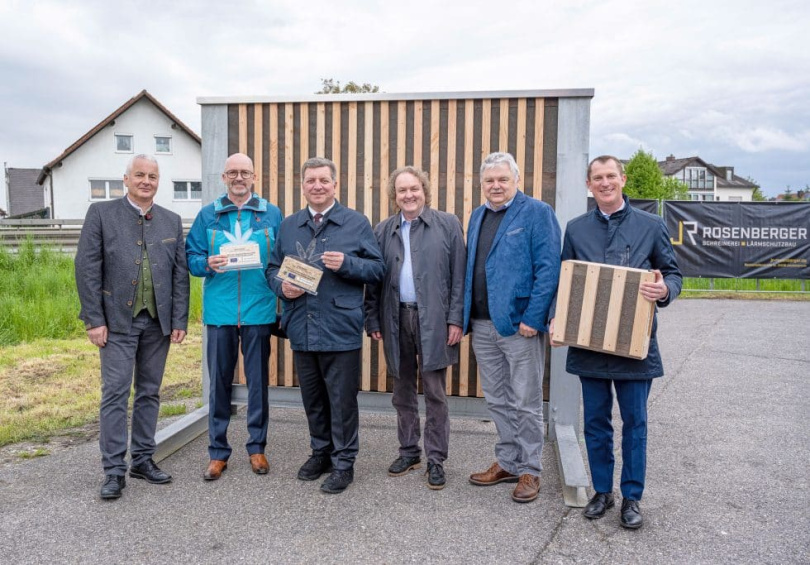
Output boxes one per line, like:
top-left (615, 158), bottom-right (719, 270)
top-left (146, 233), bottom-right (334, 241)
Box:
top-left (222, 153), bottom-right (256, 205)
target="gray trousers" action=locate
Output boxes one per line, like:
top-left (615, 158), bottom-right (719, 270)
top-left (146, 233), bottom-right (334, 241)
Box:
top-left (471, 318), bottom-right (544, 476)
top-left (392, 306), bottom-right (450, 464)
top-left (99, 312), bottom-right (170, 475)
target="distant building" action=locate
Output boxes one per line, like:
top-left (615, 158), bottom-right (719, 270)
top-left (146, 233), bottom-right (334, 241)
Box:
top-left (37, 90), bottom-right (202, 219)
top-left (658, 155), bottom-right (757, 202)
top-left (4, 166), bottom-right (47, 217)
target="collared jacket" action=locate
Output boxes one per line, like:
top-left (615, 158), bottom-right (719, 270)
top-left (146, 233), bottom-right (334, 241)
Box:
top-left (463, 190), bottom-right (561, 337)
top-left (365, 207), bottom-right (466, 376)
top-left (266, 201), bottom-right (385, 352)
top-left (558, 195), bottom-right (682, 380)
top-left (75, 197), bottom-right (189, 336)
top-left (186, 193), bottom-right (282, 326)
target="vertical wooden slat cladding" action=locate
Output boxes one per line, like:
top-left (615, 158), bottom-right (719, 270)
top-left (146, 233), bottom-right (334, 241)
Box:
top-left (253, 105), bottom-right (263, 197)
top-left (542, 98), bottom-right (558, 207)
top-left (413, 101), bottom-right (423, 169)
top-left (239, 104), bottom-right (248, 154)
top-left (227, 105), bottom-right (239, 155)
top-left (228, 93), bottom-right (562, 398)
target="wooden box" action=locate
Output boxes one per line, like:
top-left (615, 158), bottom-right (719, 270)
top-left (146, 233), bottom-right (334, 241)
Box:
top-left (552, 260), bottom-right (655, 360)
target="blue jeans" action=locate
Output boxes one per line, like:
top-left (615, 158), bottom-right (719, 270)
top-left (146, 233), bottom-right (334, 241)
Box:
top-left (580, 377), bottom-right (652, 500)
top-left (207, 324), bottom-right (271, 461)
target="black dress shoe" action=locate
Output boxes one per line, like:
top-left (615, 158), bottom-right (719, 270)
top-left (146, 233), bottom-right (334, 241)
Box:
top-left (387, 455), bottom-right (421, 476)
top-left (583, 492), bottom-right (615, 519)
top-left (320, 468), bottom-right (354, 494)
top-left (129, 459), bottom-right (172, 484)
top-left (100, 474), bottom-right (126, 500)
top-left (298, 454), bottom-right (332, 481)
top-left (620, 498), bottom-right (643, 529)
top-left (426, 462), bottom-right (446, 490)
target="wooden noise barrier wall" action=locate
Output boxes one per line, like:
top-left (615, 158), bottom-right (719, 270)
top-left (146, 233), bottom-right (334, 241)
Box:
top-left (198, 89), bottom-right (595, 400)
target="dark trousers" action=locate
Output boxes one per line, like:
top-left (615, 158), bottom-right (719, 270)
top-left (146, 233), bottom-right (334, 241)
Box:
top-left (207, 324), bottom-right (271, 461)
top-left (294, 349), bottom-right (361, 471)
top-left (392, 306), bottom-right (449, 464)
top-left (580, 377), bottom-right (653, 501)
top-left (99, 312), bottom-right (170, 475)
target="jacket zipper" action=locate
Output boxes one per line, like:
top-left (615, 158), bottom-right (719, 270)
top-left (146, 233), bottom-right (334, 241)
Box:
top-left (236, 209), bottom-right (242, 327)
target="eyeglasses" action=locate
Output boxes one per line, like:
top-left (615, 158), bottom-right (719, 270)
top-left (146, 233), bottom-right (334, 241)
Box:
top-left (224, 170), bottom-right (255, 179)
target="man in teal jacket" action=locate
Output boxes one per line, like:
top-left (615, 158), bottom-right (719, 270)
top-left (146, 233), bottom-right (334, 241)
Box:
top-left (186, 153), bottom-right (283, 481)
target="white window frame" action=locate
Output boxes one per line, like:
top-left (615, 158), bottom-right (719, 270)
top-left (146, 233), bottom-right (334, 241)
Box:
top-left (115, 133), bottom-right (134, 153)
top-left (173, 180), bottom-right (202, 201)
top-left (89, 178), bottom-right (125, 201)
top-left (155, 135), bottom-right (172, 155)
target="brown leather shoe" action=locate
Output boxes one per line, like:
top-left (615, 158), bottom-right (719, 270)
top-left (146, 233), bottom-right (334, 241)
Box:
top-left (511, 474), bottom-right (541, 503)
top-left (250, 453), bottom-right (269, 475)
top-left (469, 462), bottom-right (519, 486)
top-left (203, 459), bottom-right (227, 481)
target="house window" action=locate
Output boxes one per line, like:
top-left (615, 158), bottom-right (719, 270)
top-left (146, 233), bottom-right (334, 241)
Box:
top-left (173, 180), bottom-right (202, 200)
top-left (155, 136), bottom-right (172, 154)
top-left (115, 134), bottom-right (133, 153)
top-left (90, 179), bottom-right (125, 200)
top-left (684, 167), bottom-right (714, 190)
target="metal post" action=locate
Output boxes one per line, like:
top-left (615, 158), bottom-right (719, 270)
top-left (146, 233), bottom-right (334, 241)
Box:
top-left (549, 97), bottom-right (592, 507)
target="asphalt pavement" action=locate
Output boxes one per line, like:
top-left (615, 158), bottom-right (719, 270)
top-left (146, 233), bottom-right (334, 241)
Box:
top-left (0, 299), bottom-right (807, 564)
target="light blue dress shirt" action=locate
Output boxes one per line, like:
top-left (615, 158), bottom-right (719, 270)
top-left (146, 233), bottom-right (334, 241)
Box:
top-left (399, 216), bottom-right (417, 303)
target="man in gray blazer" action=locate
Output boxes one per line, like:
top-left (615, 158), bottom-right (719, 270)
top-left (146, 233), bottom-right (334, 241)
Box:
top-left (75, 154), bottom-right (189, 500)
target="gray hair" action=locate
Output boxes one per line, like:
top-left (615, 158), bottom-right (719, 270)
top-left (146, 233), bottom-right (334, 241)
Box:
top-left (301, 157), bottom-right (337, 182)
top-left (480, 152), bottom-right (520, 181)
top-left (125, 154), bottom-right (159, 175)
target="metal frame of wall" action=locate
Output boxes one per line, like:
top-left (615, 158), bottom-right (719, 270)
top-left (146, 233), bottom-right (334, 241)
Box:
top-left (159, 89), bottom-right (593, 506)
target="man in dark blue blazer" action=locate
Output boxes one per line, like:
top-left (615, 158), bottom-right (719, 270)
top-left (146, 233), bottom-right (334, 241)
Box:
top-left (266, 157), bottom-right (384, 494)
top-left (551, 155), bottom-right (681, 529)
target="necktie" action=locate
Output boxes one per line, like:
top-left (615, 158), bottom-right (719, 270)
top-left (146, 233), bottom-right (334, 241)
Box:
top-left (314, 213), bottom-right (323, 226)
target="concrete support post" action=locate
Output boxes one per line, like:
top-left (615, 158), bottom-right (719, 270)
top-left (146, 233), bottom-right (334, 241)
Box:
top-left (549, 97), bottom-right (592, 507)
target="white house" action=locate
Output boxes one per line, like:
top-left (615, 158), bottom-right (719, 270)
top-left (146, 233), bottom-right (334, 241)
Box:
top-left (658, 155), bottom-right (757, 202)
top-left (37, 90), bottom-right (202, 220)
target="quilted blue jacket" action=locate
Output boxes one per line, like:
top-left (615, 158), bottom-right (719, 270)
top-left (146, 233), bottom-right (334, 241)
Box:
top-left (558, 195), bottom-right (682, 379)
top-left (266, 201), bottom-right (385, 352)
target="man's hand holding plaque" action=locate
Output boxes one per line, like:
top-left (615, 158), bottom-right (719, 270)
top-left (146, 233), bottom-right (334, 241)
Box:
top-left (276, 239), bottom-right (324, 295)
top-left (219, 242), bottom-right (262, 271)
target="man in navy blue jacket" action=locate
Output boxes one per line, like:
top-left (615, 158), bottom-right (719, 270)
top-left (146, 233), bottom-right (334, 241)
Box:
top-left (551, 155), bottom-right (681, 529)
top-left (463, 152), bottom-right (561, 504)
top-left (266, 157), bottom-right (385, 494)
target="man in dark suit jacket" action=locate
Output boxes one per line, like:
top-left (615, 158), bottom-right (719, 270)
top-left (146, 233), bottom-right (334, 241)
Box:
top-left (75, 154), bottom-right (189, 500)
top-left (266, 157), bottom-right (384, 495)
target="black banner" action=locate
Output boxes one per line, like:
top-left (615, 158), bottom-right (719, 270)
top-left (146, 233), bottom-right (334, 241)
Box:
top-left (663, 201), bottom-right (810, 279)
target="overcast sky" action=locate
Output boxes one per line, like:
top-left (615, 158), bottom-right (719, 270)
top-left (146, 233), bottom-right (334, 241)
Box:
top-left (1, 0), bottom-right (808, 208)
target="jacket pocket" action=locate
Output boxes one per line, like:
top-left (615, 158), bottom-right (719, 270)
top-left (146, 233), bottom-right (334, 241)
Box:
top-left (334, 294), bottom-right (363, 309)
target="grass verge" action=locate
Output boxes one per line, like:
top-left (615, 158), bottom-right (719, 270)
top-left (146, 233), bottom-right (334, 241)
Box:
top-left (0, 325), bottom-right (203, 448)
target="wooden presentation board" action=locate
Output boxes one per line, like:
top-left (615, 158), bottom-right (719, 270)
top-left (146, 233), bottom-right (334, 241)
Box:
top-left (552, 260), bottom-right (655, 360)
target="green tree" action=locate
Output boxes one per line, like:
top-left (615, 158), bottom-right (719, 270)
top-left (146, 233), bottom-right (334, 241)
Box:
top-left (317, 78), bottom-right (380, 94)
top-left (746, 177), bottom-right (766, 202)
top-left (624, 149), bottom-right (688, 200)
